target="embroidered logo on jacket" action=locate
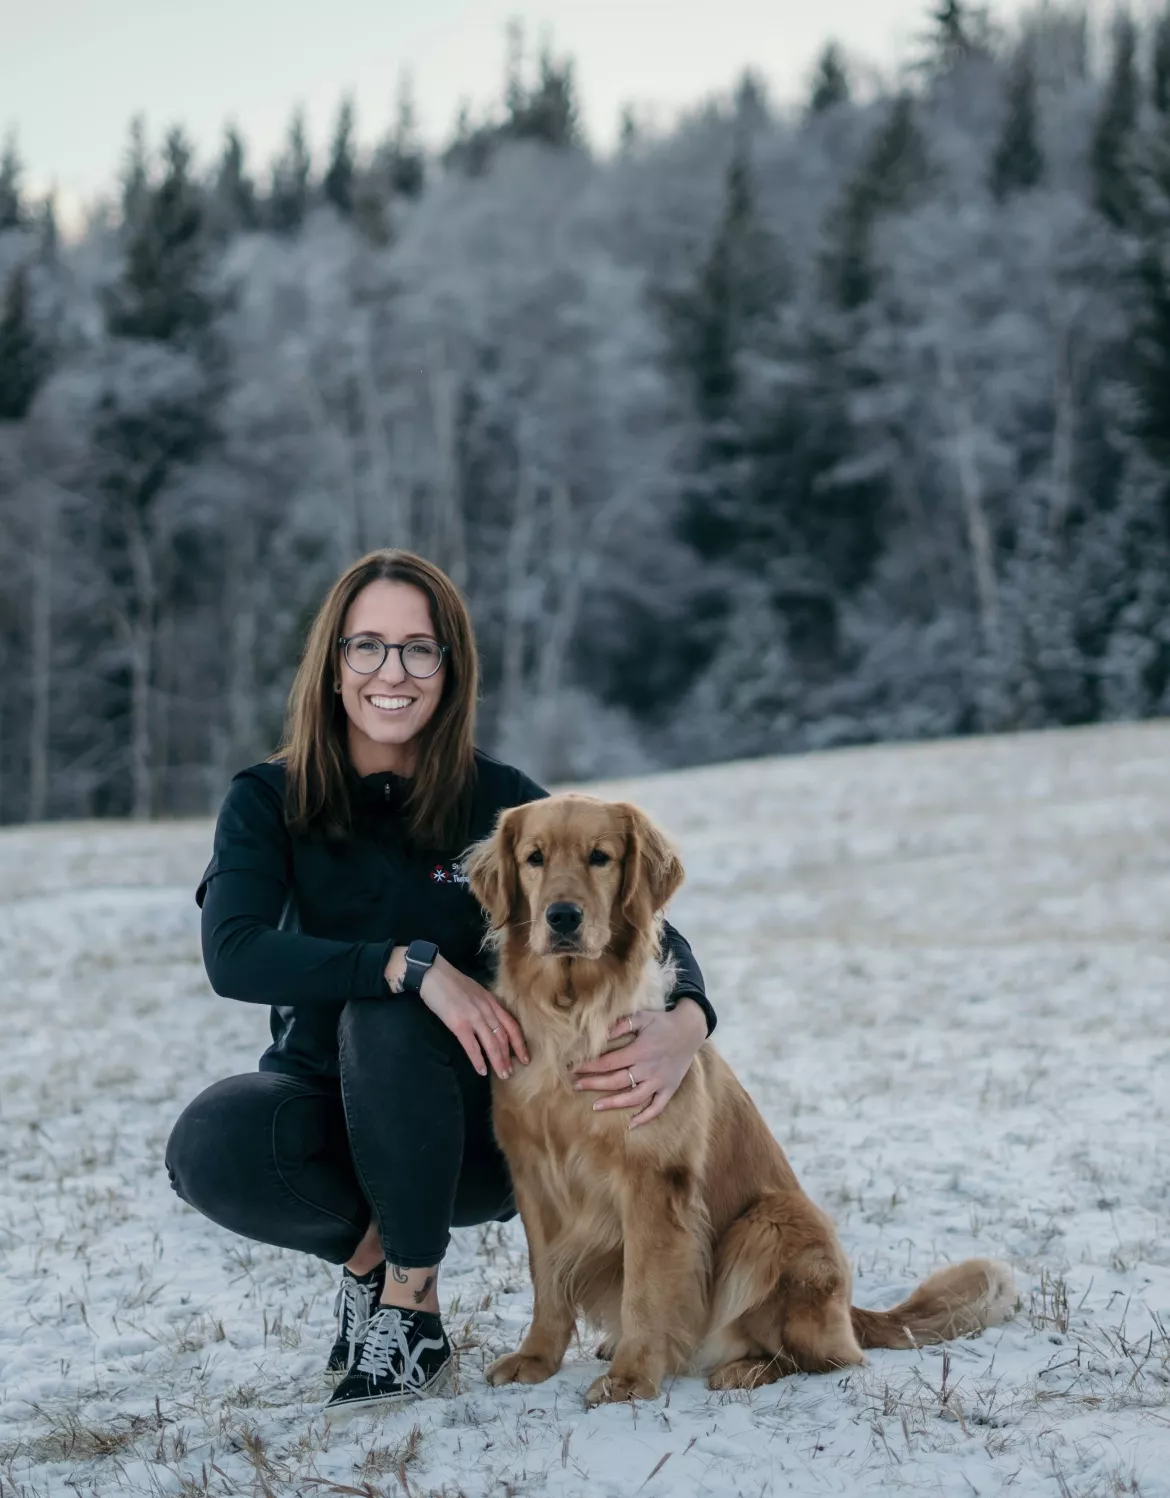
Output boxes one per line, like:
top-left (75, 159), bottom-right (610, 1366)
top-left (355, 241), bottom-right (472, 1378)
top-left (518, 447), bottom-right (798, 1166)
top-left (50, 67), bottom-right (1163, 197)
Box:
top-left (431, 863), bottom-right (470, 887)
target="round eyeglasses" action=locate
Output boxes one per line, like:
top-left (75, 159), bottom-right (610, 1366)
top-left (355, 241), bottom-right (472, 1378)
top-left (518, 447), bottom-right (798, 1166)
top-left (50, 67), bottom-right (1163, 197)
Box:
top-left (337, 635), bottom-right (449, 679)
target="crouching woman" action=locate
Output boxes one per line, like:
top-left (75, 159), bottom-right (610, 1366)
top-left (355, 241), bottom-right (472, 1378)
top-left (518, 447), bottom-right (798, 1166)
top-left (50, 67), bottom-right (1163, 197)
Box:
top-left (165, 548), bottom-right (717, 1415)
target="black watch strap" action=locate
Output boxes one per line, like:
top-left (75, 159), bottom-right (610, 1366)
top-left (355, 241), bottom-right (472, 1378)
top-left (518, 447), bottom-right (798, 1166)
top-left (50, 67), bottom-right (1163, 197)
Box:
top-left (401, 940), bottom-right (439, 994)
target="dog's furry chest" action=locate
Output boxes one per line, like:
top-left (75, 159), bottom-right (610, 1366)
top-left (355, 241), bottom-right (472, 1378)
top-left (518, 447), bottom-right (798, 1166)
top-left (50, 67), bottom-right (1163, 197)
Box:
top-left (492, 1084), bottom-right (631, 1317)
top-left (493, 1076), bottom-right (632, 1203)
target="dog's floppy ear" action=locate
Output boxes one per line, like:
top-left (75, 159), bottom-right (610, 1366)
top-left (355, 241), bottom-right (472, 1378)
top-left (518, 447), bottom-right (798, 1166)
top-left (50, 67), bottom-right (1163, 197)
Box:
top-left (464, 806), bottom-right (521, 929)
top-left (617, 802), bottom-right (685, 920)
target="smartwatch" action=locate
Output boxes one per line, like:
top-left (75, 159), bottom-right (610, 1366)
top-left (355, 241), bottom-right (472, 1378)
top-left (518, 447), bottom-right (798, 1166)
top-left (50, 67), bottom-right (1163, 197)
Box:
top-left (401, 940), bottom-right (439, 994)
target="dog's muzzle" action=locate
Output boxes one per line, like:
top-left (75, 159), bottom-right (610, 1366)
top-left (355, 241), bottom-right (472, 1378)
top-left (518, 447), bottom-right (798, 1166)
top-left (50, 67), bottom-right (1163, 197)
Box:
top-left (545, 901), bottom-right (584, 950)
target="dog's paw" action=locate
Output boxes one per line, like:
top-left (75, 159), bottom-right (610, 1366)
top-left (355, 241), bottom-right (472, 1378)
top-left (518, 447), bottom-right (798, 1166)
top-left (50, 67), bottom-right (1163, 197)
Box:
top-left (593, 1336), bottom-right (617, 1360)
top-left (707, 1356), bottom-right (783, 1391)
top-left (584, 1370), bottom-right (660, 1407)
top-left (486, 1351), bottom-right (559, 1387)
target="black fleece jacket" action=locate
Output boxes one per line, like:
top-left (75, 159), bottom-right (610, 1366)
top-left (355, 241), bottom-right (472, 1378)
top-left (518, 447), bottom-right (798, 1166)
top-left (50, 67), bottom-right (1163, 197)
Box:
top-left (197, 751), bottom-right (715, 1077)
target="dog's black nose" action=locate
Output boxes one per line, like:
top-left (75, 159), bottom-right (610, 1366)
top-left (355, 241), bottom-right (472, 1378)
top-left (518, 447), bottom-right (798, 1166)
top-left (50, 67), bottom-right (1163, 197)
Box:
top-left (545, 902), bottom-right (584, 937)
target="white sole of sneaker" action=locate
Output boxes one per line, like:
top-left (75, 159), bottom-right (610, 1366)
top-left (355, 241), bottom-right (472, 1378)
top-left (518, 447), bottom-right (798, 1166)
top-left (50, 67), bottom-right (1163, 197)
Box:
top-left (321, 1361), bottom-right (454, 1424)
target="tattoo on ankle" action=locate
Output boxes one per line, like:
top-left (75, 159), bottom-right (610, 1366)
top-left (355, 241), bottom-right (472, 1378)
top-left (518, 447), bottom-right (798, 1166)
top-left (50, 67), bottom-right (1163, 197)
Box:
top-left (412, 1275), bottom-right (435, 1305)
top-left (390, 1264), bottom-right (410, 1285)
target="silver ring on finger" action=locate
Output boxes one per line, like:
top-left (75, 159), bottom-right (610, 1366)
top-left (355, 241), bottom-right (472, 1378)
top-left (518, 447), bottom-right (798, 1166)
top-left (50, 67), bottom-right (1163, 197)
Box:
top-left (491, 1024), bottom-right (501, 1034)
top-left (628, 1068), bottom-right (636, 1090)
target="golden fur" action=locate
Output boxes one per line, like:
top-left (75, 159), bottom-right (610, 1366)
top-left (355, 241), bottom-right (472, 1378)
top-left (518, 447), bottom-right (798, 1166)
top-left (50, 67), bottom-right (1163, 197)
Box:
top-left (465, 794), bottom-right (1014, 1407)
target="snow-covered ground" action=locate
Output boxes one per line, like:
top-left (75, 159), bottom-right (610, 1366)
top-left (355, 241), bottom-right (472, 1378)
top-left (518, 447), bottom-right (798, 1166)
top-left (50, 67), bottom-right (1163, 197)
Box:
top-left (2, 722), bottom-right (1170, 1497)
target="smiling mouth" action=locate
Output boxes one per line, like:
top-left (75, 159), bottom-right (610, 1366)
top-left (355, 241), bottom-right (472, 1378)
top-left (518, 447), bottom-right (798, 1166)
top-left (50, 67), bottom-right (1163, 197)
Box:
top-left (367, 695), bottom-right (415, 713)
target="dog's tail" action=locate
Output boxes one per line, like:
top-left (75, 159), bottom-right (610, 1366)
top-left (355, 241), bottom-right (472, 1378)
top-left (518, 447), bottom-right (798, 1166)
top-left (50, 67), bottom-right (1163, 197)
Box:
top-left (851, 1259), bottom-right (1016, 1349)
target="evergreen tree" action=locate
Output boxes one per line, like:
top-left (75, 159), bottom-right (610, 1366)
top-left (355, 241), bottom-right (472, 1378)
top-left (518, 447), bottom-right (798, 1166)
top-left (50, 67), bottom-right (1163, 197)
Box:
top-left (388, 76), bottom-right (426, 198)
top-left (121, 116), bottom-right (151, 229)
top-left (97, 129), bottom-right (218, 819)
top-left (511, 47), bottom-right (582, 148)
top-left (213, 127), bottom-right (258, 233)
top-left (809, 44), bottom-right (851, 115)
top-left (1154, 6), bottom-right (1170, 115)
top-left (861, 92), bottom-right (933, 213)
top-left (1128, 126), bottom-right (1170, 471)
top-left (268, 109), bottom-right (313, 234)
top-left (37, 194), bottom-right (58, 260)
top-left (662, 145), bottom-right (789, 582)
top-left (106, 128), bottom-right (211, 345)
top-left (734, 71), bottom-right (770, 133)
top-left (442, 104), bottom-right (495, 178)
top-left (0, 265), bottom-right (45, 420)
top-left (0, 134), bottom-right (22, 230)
top-left (323, 97), bottom-right (357, 216)
top-left (820, 93), bottom-right (931, 309)
top-left (921, 1), bottom-right (992, 73)
top-left (819, 191), bottom-right (876, 311)
top-left (504, 20), bottom-right (526, 128)
top-left (1091, 12), bottom-right (1140, 229)
top-left (990, 43), bottom-right (1045, 200)
top-left (664, 147), bottom-right (787, 431)
top-left (500, 26), bottom-right (582, 149)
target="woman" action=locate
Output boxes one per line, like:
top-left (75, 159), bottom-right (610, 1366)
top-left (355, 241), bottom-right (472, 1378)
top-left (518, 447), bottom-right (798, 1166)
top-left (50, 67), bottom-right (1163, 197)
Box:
top-left (165, 549), bottom-right (717, 1416)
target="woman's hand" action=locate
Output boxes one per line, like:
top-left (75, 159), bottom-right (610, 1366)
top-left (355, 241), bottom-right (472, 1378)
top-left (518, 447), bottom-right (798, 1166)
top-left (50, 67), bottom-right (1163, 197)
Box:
top-left (571, 998), bottom-right (708, 1129)
top-left (385, 948), bottom-right (528, 1081)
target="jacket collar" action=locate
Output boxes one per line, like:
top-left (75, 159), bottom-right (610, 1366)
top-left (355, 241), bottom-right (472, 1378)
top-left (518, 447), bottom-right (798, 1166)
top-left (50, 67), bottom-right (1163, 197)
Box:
top-left (347, 764), bottom-right (412, 811)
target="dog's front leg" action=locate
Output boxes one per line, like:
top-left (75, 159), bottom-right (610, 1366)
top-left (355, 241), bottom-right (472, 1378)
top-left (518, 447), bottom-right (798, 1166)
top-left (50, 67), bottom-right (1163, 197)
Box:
top-left (486, 1179), bottom-right (574, 1388)
top-left (584, 1165), bottom-right (707, 1407)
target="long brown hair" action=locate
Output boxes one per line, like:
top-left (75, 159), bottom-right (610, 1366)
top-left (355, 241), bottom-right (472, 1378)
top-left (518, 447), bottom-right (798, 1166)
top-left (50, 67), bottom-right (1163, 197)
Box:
top-left (277, 550), bottom-right (479, 850)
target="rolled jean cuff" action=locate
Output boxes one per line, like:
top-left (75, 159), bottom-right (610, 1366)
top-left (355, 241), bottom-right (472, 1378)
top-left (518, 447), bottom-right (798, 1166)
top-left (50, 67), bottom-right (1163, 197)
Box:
top-left (380, 1238), bottom-right (449, 1270)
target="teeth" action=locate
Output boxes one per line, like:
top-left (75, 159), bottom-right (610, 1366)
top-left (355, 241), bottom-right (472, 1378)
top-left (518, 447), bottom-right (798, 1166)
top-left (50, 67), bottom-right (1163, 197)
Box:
top-left (369, 696), bottom-right (413, 711)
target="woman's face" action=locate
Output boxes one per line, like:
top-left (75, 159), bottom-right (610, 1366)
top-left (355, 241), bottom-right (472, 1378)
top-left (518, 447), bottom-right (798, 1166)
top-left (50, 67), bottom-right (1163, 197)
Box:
top-left (337, 580), bottom-right (448, 776)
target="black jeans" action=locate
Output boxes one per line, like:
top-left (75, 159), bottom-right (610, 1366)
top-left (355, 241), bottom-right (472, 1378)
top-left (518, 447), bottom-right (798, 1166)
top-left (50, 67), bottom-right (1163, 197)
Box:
top-left (165, 995), bottom-right (515, 1267)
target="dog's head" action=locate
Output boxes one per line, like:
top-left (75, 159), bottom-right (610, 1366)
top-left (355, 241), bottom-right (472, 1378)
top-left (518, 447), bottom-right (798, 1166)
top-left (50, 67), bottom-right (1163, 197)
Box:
top-left (465, 794), bottom-right (684, 960)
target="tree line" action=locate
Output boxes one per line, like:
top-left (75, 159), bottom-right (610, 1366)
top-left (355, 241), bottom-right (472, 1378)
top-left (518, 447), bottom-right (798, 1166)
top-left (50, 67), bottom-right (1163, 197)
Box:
top-left (2, 3), bottom-right (1170, 821)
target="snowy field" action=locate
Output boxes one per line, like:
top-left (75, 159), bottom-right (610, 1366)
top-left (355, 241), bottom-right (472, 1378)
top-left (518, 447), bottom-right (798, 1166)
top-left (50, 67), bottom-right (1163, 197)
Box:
top-left (2, 722), bottom-right (1170, 1498)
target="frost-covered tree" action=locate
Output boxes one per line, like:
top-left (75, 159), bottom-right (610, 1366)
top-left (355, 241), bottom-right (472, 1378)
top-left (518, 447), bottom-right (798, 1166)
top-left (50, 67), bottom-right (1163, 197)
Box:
top-left (502, 25), bottom-right (583, 150)
top-left (388, 75), bottom-right (426, 198)
top-left (212, 127), bottom-right (258, 235)
top-left (268, 109), bottom-right (313, 233)
top-left (920, 1), bottom-right (993, 73)
top-left (990, 42), bottom-right (1044, 199)
top-left (120, 116), bottom-right (151, 228)
top-left (1153, 5), bottom-right (1170, 115)
top-left (820, 93), bottom-right (932, 308)
top-left (1091, 11), bottom-right (1140, 228)
top-left (88, 128), bottom-right (220, 816)
top-left (106, 128), bottom-right (212, 344)
top-left (0, 135), bottom-right (23, 230)
top-left (3, 13), bottom-right (1170, 816)
top-left (662, 145), bottom-right (787, 548)
top-left (0, 266), bottom-right (45, 420)
top-left (323, 97), bottom-right (357, 216)
top-left (808, 44), bottom-right (851, 114)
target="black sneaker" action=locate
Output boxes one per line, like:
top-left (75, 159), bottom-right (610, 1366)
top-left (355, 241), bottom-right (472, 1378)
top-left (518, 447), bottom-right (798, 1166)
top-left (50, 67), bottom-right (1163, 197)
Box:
top-left (324, 1305), bottom-right (453, 1417)
top-left (326, 1262), bottom-right (386, 1380)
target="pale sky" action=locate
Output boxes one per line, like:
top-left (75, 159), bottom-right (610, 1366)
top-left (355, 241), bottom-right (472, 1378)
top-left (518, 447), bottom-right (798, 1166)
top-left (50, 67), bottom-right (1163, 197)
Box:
top-left (5, 0), bottom-right (1069, 223)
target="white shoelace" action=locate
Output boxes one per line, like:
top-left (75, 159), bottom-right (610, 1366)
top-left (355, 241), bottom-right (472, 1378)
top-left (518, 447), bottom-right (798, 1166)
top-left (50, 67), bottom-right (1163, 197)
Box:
top-left (356, 1307), bottom-right (448, 1390)
top-left (335, 1274), bottom-right (379, 1366)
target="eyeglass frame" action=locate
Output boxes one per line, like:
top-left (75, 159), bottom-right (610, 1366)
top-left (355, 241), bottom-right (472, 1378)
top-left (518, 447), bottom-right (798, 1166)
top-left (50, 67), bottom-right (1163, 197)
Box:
top-left (336, 635), bottom-right (450, 679)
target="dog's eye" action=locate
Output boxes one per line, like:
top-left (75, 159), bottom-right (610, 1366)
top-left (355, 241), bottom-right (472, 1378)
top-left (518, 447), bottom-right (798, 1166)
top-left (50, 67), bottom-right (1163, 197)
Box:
top-left (588, 849), bottom-right (611, 867)
top-left (526, 849), bottom-right (544, 867)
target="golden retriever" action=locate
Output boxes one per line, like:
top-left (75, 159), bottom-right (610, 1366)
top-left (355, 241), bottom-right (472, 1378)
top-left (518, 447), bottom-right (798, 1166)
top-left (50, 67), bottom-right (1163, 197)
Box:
top-left (465, 794), bottom-right (1013, 1407)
